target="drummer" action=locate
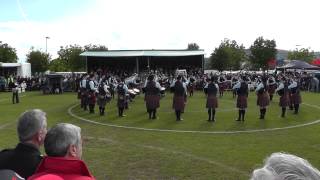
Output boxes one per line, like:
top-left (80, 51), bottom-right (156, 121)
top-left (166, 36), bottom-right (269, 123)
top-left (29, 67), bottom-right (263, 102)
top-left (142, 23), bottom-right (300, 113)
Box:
top-left (144, 74), bottom-right (161, 119)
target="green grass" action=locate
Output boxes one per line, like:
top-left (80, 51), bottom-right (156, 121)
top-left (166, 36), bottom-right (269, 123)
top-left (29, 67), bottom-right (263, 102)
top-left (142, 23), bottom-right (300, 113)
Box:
top-left (1, 91), bottom-right (320, 180)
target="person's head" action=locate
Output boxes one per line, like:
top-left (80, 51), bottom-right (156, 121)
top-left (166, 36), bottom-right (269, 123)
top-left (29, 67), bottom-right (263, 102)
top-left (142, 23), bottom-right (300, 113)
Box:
top-left (44, 123), bottom-right (82, 159)
top-left (17, 109), bottom-right (47, 147)
top-left (251, 152), bottom-right (320, 180)
top-left (177, 75), bottom-right (182, 81)
top-left (148, 74), bottom-right (154, 81)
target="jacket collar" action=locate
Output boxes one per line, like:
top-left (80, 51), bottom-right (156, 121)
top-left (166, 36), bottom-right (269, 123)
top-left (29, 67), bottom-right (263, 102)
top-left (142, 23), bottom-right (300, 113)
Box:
top-left (36, 156), bottom-right (93, 177)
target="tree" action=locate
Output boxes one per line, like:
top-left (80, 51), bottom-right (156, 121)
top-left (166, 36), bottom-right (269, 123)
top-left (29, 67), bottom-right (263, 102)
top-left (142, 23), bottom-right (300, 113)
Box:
top-left (249, 37), bottom-right (277, 70)
top-left (57, 45), bottom-right (85, 71)
top-left (187, 43), bottom-right (200, 50)
top-left (0, 41), bottom-right (18, 63)
top-left (84, 44), bottom-right (108, 51)
top-left (288, 48), bottom-right (315, 63)
top-left (26, 48), bottom-right (50, 73)
top-left (49, 58), bottom-right (68, 72)
top-left (209, 39), bottom-right (246, 71)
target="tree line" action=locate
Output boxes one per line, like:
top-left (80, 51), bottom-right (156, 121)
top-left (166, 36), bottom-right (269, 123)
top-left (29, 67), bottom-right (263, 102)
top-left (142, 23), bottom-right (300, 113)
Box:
top-left (0, 38), bottom-right (317, 74)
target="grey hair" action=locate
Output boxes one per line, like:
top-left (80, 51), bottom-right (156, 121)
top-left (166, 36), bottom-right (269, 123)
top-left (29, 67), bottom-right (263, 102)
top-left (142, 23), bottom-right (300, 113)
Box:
top-left (44, 123), bottom-right (81, 157)
top-left (17, 109), bottom-right (47, 142)
top-left (251, 152), bottom-right (320, 180)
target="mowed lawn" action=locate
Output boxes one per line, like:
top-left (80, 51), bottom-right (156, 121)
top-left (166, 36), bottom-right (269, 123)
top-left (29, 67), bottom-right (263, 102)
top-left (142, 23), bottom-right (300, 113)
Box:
top-left (1, 91), bottom-right (320, 180)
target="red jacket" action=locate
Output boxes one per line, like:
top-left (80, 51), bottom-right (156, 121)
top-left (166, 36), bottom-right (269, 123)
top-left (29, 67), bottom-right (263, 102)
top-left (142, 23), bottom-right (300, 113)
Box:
top-left (28, 156), bottom-right (95, 180)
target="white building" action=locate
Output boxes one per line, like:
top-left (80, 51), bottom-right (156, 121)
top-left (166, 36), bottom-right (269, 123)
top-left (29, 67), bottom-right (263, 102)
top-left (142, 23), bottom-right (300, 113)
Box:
top-left (0, 62), bottom-right (31, 77)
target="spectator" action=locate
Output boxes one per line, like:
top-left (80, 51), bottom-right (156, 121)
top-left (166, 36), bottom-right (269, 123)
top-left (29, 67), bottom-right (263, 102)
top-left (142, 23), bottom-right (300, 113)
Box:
top-left (28, 123), bottom-right (95, 180)
top-left (251, 152), bottom-right (320, 180)
top-left (0, 109), bottom-right (47, 179)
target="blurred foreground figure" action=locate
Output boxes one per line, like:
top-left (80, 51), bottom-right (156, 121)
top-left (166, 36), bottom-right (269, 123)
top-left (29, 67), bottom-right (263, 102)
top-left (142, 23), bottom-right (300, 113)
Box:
top-left (251, 152), bottom-right (320, 180)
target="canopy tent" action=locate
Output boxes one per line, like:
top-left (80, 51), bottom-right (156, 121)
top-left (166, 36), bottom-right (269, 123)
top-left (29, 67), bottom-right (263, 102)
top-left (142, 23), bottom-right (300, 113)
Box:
top-left (277, 60), bottom-right (320, 70)
top-left (311, 59), bottom-right (320, 66)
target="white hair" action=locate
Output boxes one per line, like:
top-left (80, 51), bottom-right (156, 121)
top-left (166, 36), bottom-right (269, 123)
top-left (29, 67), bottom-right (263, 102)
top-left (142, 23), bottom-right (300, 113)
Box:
top-left (17, 109), bottom-right (47, 142)
top-left (251, 152), bottom-right (320, 180)
top-left (44, 123), bottom-right (81, 157)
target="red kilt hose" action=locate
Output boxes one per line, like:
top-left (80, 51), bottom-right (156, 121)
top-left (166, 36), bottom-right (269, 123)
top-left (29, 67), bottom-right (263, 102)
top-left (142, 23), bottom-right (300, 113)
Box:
top-left (172, 95), bottom-right (186, 111)
top-left (291, 93), bottom-right (302, 104)
top-left (88, 91), bottom-right (96, 105)
top-left (206, 95), bottom-right (218, 108)
top-left (268, 84), bottom-right (276, 95)
top-left (279, 93), bottom-right (289, 107)
top-left (257, 92), bottom-right (270, 107)
top-left (237, 95), bottom-right (247, 109)
top-left (145, 95), bottom-right (160, 109)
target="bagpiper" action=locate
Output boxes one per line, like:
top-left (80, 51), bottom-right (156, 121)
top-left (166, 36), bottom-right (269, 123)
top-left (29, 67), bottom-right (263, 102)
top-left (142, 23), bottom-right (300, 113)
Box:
top-left (87, 74), bottom-right (97, 114)
top-left (255, 76), bottom-right (270, 119)
top-left (97, 80), bottom-right (111, 116)
top-left (218, 75), bottom-right (226, 97)
top-left (267, 75), bottom-right (277, 101)
top-left (204, 76), bottom-right (219, 122)
top-left (116, 78), bottom-right (128, 117)
top-left (171, 75), bottom-right (187, 121)
top-left (144, 74), bottom-right (161, 119)
top-left (233, 76), bottom-right (249, 121)
top-left (288, 78), bottom-right (302, 114)
top-left (276, 77), bottom-right (290, 117)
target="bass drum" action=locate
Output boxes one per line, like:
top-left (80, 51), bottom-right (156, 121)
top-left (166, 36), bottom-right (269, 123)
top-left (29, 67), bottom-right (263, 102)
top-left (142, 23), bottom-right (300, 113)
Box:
top-left (133, 88), bottom-right (140, 94)
top-left (128, 89), bottom-right (136, 99)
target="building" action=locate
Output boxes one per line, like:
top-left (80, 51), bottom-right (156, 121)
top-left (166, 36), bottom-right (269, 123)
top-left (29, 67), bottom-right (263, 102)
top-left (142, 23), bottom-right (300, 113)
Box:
top-left (0, 62), bottom-right (31, 77)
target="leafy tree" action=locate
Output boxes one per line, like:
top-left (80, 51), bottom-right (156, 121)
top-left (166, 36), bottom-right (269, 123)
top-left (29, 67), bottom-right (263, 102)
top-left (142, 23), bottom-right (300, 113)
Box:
top-left (187, 43), bottom-right (200, 50)
top-left (288, 48), bottom-right (315, 63)
top-left (49, 58), bottom-right (68, 72)
top-left (84, 44), bottom-right (108, 51)
top-left (57, 45), bottom-right (85, 71)
top-left (249, 36), bottom-right (277, 70)
top-left (209, 39), bottom-right (246, 71)
top-left (0, 41), bottom-right (18, 63)
top-left (26, 48), bottom-right (50, 73)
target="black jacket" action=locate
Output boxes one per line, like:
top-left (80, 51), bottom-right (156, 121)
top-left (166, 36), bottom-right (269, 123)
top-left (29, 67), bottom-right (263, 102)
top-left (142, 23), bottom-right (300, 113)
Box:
top-left (0, 143), bottom-right (42, 179)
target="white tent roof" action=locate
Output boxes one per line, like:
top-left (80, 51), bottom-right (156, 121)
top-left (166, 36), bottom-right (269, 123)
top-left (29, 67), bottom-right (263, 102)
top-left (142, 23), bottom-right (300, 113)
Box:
top-left (80, 50), bottom-right (205, 57)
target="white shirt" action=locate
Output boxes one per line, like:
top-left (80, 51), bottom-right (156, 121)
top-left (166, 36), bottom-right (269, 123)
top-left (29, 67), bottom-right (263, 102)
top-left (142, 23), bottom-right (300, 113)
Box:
top-left (288, 81), bottom-right (297, 89)
top-left (81, 79), bottom-right (87, 88)
top-left (89, 80), bottom-right (97, 91)
top-left (233, 81), bottom-right (241, 89)
top-left (276, 82), bottom-right (284, 92)
top-left (255, 83), bottom-right (265, 92)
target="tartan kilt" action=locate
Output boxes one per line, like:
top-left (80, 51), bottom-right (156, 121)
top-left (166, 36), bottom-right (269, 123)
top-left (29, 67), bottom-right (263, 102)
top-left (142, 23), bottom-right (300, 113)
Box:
top-left (237, 95), bottom-right (247, 109)
top-left (291, 93), bottom-right (302, 104)
top-left (218, 83), bottom-right (225, 92)
top-left (279, 93), bottom-right (289, 107)
top-left (117, 95), bottom-right (127, 108)
top-left (257, 92), bottom-right (270, 107)
top-left (268, 84), bottom-right (276, 94)
top-left (97, 95), bottom-right (107, 107)
top-left (172, 95), bottom-right (186, 111)
top-left (87, 92), bottom-right (96, 105)
top-left (145, 94), bottom-right (160, 109)
top-left (206, 95), bottom-right (218, 108)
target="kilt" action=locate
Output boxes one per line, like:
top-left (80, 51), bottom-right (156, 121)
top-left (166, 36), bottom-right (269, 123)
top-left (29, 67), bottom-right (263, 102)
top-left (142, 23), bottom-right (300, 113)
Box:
top-left (237, 95), bottom-right (247, 109)
top-left (172, 95), bottom-right (186, 111)
top-left (268, 84), bottom-right (276, 95)
top-left (206, 95), bottom-right (218, 108)
top-left (291, 93), bottom-right (302, 104)
top-left (145, 94), bottom-right (160, 109)
top-left (218, 83), bottom-right (225, 92)
top-left (257, 92), bottom-right (270, 107)
top-left (77, 90), bottom-right (81, 99)
top-left (87, 92), bottom-right (96, 105)
top-left (97, 94), bottom-right (107, 107)
top-left (117, 95), bottom-right (127, 108)
top-left (279, 93), bottom-right (289, 107)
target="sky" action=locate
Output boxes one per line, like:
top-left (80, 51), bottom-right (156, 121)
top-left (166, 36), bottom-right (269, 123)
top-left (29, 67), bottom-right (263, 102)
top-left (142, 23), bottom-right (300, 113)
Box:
top-left (0, 0), bottom-right (320, 62)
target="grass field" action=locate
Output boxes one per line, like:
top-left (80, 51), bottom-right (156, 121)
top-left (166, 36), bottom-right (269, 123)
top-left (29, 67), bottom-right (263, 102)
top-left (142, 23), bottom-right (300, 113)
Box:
top-left (1, 91), bottom-right (320, 180)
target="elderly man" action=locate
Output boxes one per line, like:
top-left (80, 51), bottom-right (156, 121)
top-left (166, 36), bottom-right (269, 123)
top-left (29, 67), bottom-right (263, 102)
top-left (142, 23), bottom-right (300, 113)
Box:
top-left (251, 152), bottom-right (320, 180)
top-left (28, 123), bottom-right (95, 180)
top-left (0, 109), bottom-right (47, 179)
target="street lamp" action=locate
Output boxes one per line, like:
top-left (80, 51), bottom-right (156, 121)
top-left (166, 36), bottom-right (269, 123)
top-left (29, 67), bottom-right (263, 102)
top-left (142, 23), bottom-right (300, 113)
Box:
top-left (45, 36), bottom-right (50, 53)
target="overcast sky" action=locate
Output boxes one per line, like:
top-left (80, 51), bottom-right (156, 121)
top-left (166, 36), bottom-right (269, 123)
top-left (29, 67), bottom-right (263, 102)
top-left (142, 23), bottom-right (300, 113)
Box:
top-left (1, 0), bottom-right (320, 62)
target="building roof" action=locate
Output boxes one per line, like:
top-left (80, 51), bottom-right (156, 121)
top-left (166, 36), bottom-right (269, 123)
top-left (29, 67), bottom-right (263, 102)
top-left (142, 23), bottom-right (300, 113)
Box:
top-left (80, 50), bottom-right (205, 57)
